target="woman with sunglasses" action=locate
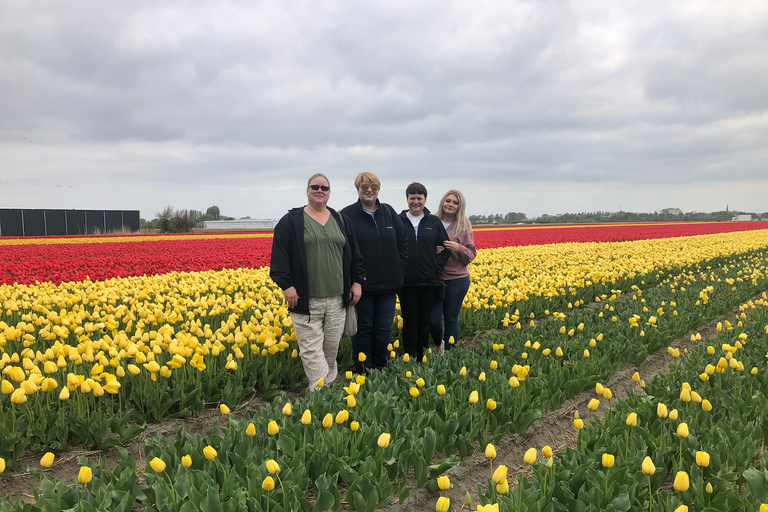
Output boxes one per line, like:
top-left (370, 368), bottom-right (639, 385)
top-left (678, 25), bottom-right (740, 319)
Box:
top-left (341, 172), bottom-right (408, 373)
top-left (430, 189), bottom-right (476, 354)
top-left (270, 173), bottom-right (365, 391)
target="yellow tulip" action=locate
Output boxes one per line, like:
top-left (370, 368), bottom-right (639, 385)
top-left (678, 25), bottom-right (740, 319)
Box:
top-left (632, 372), bottom-right (640, 382)
top-left (322, 413), bottom-right (333, 428)
top-left (203, 446), bottom-right (217, 460)
top-left (588, 398), bottom-right (600, 411)
top-left (674, 506), bottom-right (688, 512)
top-left (266, 459), bottom-right (280, 474)
top-left (676, 423), bottom-right (689, 438)
top-left (542, 445), bottom-right (553, 458)
top-left (1, 380), bottom-right (14, 394)
top-left (657, 403), bottom-right (668, 418)
top-left (181, 455), bottom-right (192, 468)
top-left (437, 475), bottom-right (450, 490)
top-left (316, 377), bottom-right (324, 388)
top-left (282, 402), bottom-right (292, 416)
top-left (523, 448), bottom-right (537, 465)
top-left (149, 457), bottom-right (166, 473)
top-left (78, 466), bottom-right (93, 484)
top-left (641, 456), bottom-right (655, 475)
top-left (262, 476), bottom-right (275, 491)
top-left (673, 471), bottom-right (689, 492)
top-left (702, 399), bottom-right (712, 412)
top-left (345, 395), bottom-right (357, 408)
top-left (358, 352), bottom-right (366, 362)
top-left (335, 410), bottom-right (349, 424)
top-left (267, 420), bottom-right (279, 435)
top-left (403, 354), bottom-right (410, 363)
top-left (496, 478), bottom-right (509, 494)
top-left (246, 423), bottom-right (256, 437)
top-left (10, 388), bottom-right (27, 404)
top-left (301, 410), bottom-right (312, 425)
top-left (469, 390), bottom-right (479, 404)
top-left (492, 464), bottom-right (508, 484)
top-left (696, 451), bottom-right (710, 467)
top-left (437, 384), bottom-right (446, 395)
top-left (626, 412), bottom-right (638, 427)
top-left (59, 387), bottom-right (70, 400)
top-left (220, 404), bottom-right (230, 415)
top-left (0, 457), bottom-right (4, 474)
top-left (485, 444), bottom-right (496, 460)
top-left (436, 496), bottom-right (450, 512)
top-left (377, 433), bottom-right (391, 448)
top-left (595, 383), bottom-right (604, 395)
top-left (574, 418), bottom-right (584, 430)
top-left (40, 452), bottom-right (55, 468)
top-left (460, 366), bottom-right (467, 376)
top-left (486, 399), bottom-right (497, 410)
top-left (409, 387), bottom-right (420, 397)
top-left (350, 421), bottom-right (359, 432)
top-left (668, 409), bottom-right (679, 420)
top-left (601, 453), bottom-right (615, 468)
top-left (416, 378), bottom-right (425, 387)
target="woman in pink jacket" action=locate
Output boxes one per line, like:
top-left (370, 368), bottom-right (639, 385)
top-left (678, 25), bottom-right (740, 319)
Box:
top-left (430, 189), bottom-right (477, 354)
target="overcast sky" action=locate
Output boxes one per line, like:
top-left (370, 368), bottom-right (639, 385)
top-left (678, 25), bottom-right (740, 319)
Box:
top-left (1, 1), bottom-right (767, 221)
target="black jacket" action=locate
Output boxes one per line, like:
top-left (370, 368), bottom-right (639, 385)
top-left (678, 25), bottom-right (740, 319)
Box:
top-left (341, 199), bottom-right (408, 294)
top-left (270, 207), bottom-right (365, 315)
top-left (399, 208), bottom-right (450, 287)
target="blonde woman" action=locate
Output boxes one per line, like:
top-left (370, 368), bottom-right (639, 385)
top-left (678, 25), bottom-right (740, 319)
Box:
top-left (430, 189), bottom-right (476, 354)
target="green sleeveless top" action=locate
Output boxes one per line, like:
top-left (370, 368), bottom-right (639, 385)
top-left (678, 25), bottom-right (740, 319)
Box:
top-left (303, 212), bottom-right (344, 297)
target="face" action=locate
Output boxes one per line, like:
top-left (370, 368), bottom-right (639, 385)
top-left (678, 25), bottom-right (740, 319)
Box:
top-left (307, 176), bottom-right (330, 207)
top-left (442, 194), bottom-right (460, 216)
top-left (407, 193), bottom-right (426, 215)
top-left (357, 183), bottom-right (379, 207)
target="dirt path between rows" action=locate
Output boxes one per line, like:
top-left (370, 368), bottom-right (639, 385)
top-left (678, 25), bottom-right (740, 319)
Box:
top-left (0, 294), bottom-right (757, 511)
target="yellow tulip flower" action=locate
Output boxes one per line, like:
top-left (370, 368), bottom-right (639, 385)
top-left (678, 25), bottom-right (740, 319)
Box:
top-left (676, 423), bottom-right (689, 438)
top-left (523, 448), bottom-right (537, 465)
top-left (492, 464), bottom-right (508, 484)
top-left (469, 390), bottom-right (479, 404)
top-left (262, 476), bottom-right (275, 491)
top-left (266, 459), bottom-right (280, 474)
top-left (485, 444), bottom-right (496, 460)
top-left (322, 413), bottom-right (333, 428)
top-left (601, 453), bottom-right (615, 468)
top-left (377, 433), bottom-right (391, 448)
top-left (695, 451), bottom-right (710, 467)
top-left (435, 496), bottom-right (450, 512)
top-left (78, 466), bottom-right (93, 484)
top-left (301, 410), bottom-right (312, 425)
top-left (641, 456), bottom-right (655, 475)
top-left (437, 475), bottom-right (450, 490)
top-left (203, 446), bottom-right (217, 460)
top-left (149, 457), bottom-right (166, 473)
top-left (40, 452), bottom-right (55, 468)
top-left (267, 420), bottom-right (279, 435)
top-left (181, 455), bottom-right (192, 468)
top-left (673, 471), bottom-right (689, 492)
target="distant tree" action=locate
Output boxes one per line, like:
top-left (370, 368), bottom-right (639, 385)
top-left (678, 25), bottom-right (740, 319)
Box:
top-left (189, 209), bottom-right (204, 222)
top-left (155, 205), bottom-right (175, 233)
top-left (206, 206), bottom-right (221, 221)
top-left (172, 209), bottom-right (192, 233)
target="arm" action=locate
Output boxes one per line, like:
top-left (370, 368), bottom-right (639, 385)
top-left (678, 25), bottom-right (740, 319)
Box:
top-left (392, 206), bottom-right (409, 274)
top-left (445, 229), bottom-right (476, 266)
top-left (269, 216), bottom-right (299, 307)
top-left (435, 219), bottom-right (450, 272)
top-left (342, 212), bottom-right (366, 304)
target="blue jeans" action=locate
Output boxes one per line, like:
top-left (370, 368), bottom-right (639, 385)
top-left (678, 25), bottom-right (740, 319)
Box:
top-left (430, 275), bottom-right (470, 350)
top-left (352, 292), bottom-right (397, 373)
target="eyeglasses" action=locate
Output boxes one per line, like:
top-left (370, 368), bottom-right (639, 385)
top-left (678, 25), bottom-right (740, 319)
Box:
top-left (360, 184), bottom-right (379, 191)
top-left (309, 185), bottom-right (330, 191)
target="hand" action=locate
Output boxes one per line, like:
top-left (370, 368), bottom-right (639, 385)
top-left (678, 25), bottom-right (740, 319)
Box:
top-left (283, 286), bottom-right (299, 308)
top-left (349, 282), bottom-right (362, 306)
top-left (443, 240), bottom-right (460, 252)
top-left (435, 246), bottom-right (444, 254)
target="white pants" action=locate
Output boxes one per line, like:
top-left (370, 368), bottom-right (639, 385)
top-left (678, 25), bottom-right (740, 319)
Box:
top-left (290, 296), bottom-right (345, 391)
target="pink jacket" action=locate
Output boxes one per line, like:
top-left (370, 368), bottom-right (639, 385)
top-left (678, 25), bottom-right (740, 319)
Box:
top-left (441, 224), bottom-right (476, 280)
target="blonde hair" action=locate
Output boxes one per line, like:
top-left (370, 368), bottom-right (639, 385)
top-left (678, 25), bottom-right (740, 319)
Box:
top-left (307, 173), bottom-right (330, 188)
top-left (354, 171), bottom-right (381, 190)
top-left (437, 190), bottom-right (472, 238)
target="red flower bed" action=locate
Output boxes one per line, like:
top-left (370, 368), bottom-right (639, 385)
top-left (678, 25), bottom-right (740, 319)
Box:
top-left (1, 237), bottom-right (273, 285)
top-left (472, 222), bottom-right (768, 249)
top-left (3, 222), bottom-right (767, 285)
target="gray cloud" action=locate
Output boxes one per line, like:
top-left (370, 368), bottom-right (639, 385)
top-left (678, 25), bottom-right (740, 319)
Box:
top-left (1, 0), bottom-right (766, 221)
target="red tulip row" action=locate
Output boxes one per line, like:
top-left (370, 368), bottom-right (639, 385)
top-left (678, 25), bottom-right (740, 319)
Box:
top-left (2, 222), bottom-right (766, 285)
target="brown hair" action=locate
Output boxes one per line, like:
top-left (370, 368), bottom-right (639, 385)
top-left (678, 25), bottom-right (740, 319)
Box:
top-left (307, 173), bottom-right (330, 188)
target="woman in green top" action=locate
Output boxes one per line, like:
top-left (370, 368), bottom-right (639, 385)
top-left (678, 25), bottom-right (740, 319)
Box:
top-left (270, 173), bottom-right (365, 391)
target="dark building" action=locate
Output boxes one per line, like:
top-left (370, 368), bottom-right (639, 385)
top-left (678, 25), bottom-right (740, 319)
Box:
top-left (0, 209), bottom-right (140, 236)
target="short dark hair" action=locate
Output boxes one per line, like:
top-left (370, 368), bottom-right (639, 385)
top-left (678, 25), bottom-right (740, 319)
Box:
top-left (405, 182), bottom-right (427, 197)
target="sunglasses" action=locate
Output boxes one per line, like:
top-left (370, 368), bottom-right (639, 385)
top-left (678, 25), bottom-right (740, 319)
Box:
top-left (360, 184), bottom-right (379, 191)
top-left (309, 185), bottom-right (330, 191)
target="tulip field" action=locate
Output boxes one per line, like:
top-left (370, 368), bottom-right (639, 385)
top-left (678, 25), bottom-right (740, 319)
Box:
top-left (2, 221), bottom-right (768, 511)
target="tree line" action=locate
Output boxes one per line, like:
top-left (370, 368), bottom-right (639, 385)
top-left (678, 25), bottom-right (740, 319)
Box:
top-left (140, 205), bottom-right (238, 233)
top-left (470, 208), bottom-right (737, 225)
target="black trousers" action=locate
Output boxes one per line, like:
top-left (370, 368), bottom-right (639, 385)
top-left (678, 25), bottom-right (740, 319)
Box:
top-left (398, 285), bottom-right (438, 362)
